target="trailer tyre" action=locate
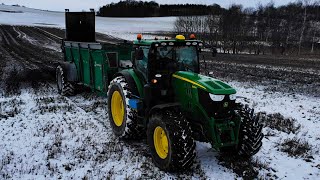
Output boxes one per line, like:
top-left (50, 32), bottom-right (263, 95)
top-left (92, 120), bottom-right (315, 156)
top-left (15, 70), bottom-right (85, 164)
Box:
top-left (236, 104), bottom-right (264, 157)
top-left (147, 109), bottom-right (196, 172)
top-left (107, 76), bottom-right (142, 139)
top-left (56, 66), bottom-right (75, 96)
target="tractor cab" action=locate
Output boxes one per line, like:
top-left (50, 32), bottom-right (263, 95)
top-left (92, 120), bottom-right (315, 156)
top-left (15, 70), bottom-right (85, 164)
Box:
top-left (132, 34), bottom-right (204, 107)
top-left (133, 34), bottom-right (203, 82)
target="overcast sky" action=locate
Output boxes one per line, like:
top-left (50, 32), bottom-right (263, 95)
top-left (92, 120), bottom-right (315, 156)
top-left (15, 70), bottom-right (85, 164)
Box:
top-left (0, 0), bottom-right (297, 11)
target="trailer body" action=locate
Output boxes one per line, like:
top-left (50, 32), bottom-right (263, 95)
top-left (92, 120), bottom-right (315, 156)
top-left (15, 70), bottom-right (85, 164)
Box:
top-left (62, 41), bottom-right (133, 94)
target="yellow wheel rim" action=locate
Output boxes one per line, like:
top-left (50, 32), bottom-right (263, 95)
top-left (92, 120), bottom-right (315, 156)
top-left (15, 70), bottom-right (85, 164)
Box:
top-left (111, 91), bottom-right (125, 127)
top-left (154, 126), bottom-right (169, 159)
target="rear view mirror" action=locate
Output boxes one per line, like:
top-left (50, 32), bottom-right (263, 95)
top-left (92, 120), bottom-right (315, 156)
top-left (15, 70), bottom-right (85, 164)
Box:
top-left (135, 48), bottom-right (144, 60)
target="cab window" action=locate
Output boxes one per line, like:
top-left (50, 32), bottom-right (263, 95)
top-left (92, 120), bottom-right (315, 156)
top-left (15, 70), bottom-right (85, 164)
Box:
top-left (135, 46), bottom-right (149, 81)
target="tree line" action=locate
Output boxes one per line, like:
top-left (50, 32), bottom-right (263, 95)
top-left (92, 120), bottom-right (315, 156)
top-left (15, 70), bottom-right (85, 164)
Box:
top-left (97, 0), bottom-right (217, 17)
top-left (175, 1), bottom-right (320, 56)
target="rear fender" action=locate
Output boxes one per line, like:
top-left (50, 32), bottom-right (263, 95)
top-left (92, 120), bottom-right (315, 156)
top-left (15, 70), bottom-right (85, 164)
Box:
top-left (113, 70), bottom-right (143, 97)
top-left (147, 103), bottom-right (181, 125)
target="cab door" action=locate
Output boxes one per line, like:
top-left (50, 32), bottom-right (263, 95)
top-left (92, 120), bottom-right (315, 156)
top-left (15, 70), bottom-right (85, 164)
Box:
top-left (135, 46), bottom-right (149, 82)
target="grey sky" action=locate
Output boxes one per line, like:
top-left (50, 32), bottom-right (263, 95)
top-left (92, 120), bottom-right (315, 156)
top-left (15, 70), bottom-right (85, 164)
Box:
top-left (0, 0), bottom-right (297, 11)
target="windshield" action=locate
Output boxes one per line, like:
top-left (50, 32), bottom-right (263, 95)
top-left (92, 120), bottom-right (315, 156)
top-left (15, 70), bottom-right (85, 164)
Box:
top-left (156, 46), bottom-right (198, 72)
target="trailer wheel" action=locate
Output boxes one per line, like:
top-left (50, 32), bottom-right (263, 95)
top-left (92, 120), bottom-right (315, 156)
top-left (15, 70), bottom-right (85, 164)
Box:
top-left (107, 76), bottom-right (142, 139)
top-left (147, 109), bottom-right (196, 172)
top-left (236, 105), bottom-right (264, 157)
top-left (56, 66), bottom-right (75, 96)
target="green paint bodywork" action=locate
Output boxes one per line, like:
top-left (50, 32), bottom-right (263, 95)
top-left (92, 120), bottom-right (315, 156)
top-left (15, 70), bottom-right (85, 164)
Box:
top-left (64, 42), bottom-right (133, 95)
top-left (172, 71), bottom-right (240, 148)
top-left (173, 71), bottom-right (236, 95)
top-left (121, 69), bottom-right (144, 97)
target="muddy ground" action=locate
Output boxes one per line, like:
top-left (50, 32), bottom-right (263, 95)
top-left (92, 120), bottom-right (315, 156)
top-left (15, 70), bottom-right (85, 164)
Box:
top-left (0, 25), bottom-right (62, 95)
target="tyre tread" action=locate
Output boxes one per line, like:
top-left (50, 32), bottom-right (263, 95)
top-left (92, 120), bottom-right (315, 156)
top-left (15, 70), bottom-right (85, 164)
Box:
top-left (148, 109), bottom-right (196, 172)
top-left (56, 66), bottom-right (75, 96)
top-left (107, 76), bottom-right (143, 139)
top-left (237, 104), bottom-right (264, 157)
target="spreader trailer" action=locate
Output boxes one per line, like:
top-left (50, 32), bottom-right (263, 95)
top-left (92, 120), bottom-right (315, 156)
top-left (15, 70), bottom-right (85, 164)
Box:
top-left (56, 10), bottom-right (263, 172)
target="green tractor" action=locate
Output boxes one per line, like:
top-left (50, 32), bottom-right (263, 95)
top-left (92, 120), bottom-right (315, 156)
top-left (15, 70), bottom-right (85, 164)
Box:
top-left (57, 11), bottom-right (263, 172)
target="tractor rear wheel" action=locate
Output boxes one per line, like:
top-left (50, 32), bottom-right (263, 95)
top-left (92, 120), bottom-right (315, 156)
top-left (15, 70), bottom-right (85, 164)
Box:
top-left (236, 104), bottom-right (264, 157)
top-left (107, 76), bottom-right (142, 139)
top-left (147, 109), bottom-right (196, 172)
top-left (56, 66), bottom-right (75, 96)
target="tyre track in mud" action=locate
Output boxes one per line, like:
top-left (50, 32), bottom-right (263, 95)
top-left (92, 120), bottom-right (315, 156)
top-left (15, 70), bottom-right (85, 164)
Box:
top-left (0, 25), bottom-right (63, 95)
top-left (1, 26), bottom-right (58, 70)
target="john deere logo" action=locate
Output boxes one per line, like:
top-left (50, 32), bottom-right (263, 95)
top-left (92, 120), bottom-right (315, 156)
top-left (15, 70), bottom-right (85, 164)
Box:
top-left (223, 102), bottom-right (229, 108)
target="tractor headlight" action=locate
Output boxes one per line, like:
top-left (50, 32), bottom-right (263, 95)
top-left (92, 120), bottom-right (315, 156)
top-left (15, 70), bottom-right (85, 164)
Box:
top-left (209, 94), bottom-right (225, 101)
top-left (229, 94), bottom-right (236, 100)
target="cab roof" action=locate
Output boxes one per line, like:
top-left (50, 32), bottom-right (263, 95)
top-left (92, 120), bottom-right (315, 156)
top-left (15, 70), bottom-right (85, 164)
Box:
top-left (133, 39), bottom-right (202, 46)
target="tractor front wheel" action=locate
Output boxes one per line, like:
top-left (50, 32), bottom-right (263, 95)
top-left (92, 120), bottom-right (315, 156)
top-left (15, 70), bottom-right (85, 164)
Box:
top-left (236, 104), bottom-right (264, 157)
top-left (107, 76), bottom-right (142, 139)
top-left (147, 109), bottom-right (196, 172)
top-left (56, 66), bottom-right (75, 96)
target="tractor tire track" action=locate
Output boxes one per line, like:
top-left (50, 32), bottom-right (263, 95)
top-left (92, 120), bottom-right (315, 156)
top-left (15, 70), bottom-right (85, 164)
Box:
top-left (0, 25), bottom-right (62, 95)
top-left (1, 26), bottom-right (52, 71)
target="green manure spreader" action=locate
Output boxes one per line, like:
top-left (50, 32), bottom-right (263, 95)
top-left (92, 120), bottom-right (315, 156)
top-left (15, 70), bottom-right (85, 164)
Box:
top-left (56, 11), bottom-right (263, 172)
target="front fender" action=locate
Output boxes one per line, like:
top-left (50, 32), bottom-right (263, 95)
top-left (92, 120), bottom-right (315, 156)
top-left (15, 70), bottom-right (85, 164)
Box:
top-left (113, 69), bottom-right (144, 97)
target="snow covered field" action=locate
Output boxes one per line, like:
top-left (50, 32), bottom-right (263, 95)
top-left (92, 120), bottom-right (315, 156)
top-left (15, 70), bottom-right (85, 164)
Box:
top-left (0, 4), bottom-right (175, 40)
top-left (0, 85), bottom-right (236, 179)
top-left (0, 4), bottom-right (320, 179)
top-left (230, 81), bottom-right (320, 179)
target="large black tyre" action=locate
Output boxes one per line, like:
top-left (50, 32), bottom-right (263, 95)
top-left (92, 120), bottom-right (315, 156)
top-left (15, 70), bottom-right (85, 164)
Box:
top-left (56, 66), bottom-right (75, 96)
top-left (107, 76), bottom-right (142, 139)
top-left (147, 109), bottom-right (196, 172)
top-left (236, 104), bottom-right (264, 157)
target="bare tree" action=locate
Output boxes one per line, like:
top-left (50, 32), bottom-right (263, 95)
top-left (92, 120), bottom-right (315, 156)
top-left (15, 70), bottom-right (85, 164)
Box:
top-left (173, 0), bottom-right (320, 56)
top-left (298, 0), bottom-right (310, 55)
top-left (311, 1), bottom-right (320, 53)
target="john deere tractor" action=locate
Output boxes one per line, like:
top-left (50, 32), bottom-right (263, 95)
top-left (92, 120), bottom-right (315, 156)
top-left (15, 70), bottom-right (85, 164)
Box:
top-left (57, 11), bottom-right (263, 172)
